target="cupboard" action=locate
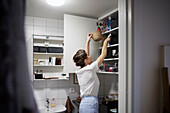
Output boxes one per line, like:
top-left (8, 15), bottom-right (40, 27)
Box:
top-left (33, 35), bottom-right (69, 80)
top-left (64, 9), bottom-right (120, 113)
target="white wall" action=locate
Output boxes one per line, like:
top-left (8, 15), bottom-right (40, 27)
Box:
top-left (24, 16), bottom-right (64, 80)
top-left (133, 0), bottom-right (170, 113)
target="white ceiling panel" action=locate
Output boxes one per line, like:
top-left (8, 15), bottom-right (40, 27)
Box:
top-left (26, 0), bottom-right (118, 19)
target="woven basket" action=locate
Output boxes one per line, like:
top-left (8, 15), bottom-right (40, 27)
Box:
top-left (90, 30), bottom-right (104, 41)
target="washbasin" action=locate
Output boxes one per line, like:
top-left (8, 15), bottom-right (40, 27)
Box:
top-left (50, 105), bottom-right (66, 113)
top-left (38, 105), bottom-right (66, 113)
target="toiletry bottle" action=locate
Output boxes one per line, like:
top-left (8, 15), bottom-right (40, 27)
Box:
top-left (51, 98), bottom-right (56, 107)
top-left (48, 57), bottom-right (52, 65)
top-left (107, 16), bottom-right (113, 31)
top-left (55, 57), bottom-right (58, 65)
top-left (52, 57), bottom-right (56, 66)
top-left (40, 70), bottom-right (43, 78)
top-left (58, 57), bottom-right (61, 65)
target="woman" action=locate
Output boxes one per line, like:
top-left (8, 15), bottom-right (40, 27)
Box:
top-left (73, 34), bottom-right (111, 113)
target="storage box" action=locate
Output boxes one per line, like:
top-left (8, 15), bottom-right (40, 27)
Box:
top-left (34, 46), bottom-right (39, 52)
top-left (39, 46), bottom-right (47, 53)
top-left (47, 47), bottom-right (63, 53)
top-left (35, 74), bottom-right (43, 79)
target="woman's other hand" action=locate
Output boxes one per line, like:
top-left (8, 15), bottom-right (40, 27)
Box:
top-left (105, 34), bottom-right (111, 42)
top-left (87, 33), bottom-right (93, 43)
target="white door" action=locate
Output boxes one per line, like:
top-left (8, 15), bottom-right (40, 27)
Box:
top-left (64, 14), bottom-right (98, 73)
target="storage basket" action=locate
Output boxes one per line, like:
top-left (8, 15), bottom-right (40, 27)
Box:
top-left (39, 47), bottom-right (47, 53)
top-left (90, 30), bottom-right (104, 41)
top-left (47, 47), bottom-right (63, 53)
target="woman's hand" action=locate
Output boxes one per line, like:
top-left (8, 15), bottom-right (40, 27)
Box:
top-left (105, 34), bottom-right (111, 43)
top-left (87, 33), bottom-right (93, 43)
top-left (85, 33), bottom-right (93, 56)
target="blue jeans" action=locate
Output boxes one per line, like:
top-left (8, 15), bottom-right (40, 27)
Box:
top-left (79, 96), bottom-right (98, 113)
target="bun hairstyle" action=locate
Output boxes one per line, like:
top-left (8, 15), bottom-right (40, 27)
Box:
top-left (73, 49), bottom-right (87, 68)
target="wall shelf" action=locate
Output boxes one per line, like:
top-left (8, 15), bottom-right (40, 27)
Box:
top-left (97, 71), bottom-right (119, 74)
top-left (33, 43), bottom-right (64, 47)
top-left (34, 78), bottom-right (69, 81)
top-left (97, 10), bottom-right (119, 76)
top-left (99, 44), bottom-right (119, 49)
top-left (34, 52), bottom-right (64, 55)
top-left (33, 35), bottom-right (65, 81)
top-left (33, 34), bottom-right (64, 40)
top-left (102, 27), bottom-right (119, 35)
top-left (34, 65), bottom-right (64, 67)
top-left (103, 58), bottom-right (119, 61)
top-left (34, 38), bottom-right (64, 41)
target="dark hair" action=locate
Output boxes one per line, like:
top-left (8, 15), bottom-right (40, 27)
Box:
top-left (73, 49), bottom-right (87, 68)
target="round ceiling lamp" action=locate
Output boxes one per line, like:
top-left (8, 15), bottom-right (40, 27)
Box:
top-left (46, 0), bottom-right (65, 6)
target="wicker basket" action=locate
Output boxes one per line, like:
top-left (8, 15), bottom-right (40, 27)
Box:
top-left (90, 30), bottom-right (104, 41)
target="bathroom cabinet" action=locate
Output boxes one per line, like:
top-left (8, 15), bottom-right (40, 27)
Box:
top-left (97, 10), bottom-right (119, 75)
top-left (33, 34), bottom-right (69, 80)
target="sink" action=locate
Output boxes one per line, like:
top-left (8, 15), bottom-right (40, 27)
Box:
top-left (50, 105), bottom-right (66, 113)
top-left (38, 105), bottom-right (66, 113)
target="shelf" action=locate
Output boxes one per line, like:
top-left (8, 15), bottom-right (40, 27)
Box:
top-left (33, 34), bottom-right (64, 39)
top-left (34, 38), bottom-right (64, 41)
top-left (99, 44), bottom-right (119, 49)
top-left (34, 78), bottom-right (69, 81)
top-left (34, 52), bottom-right (64, 55)
top-left (97, 71), bottom-right (119, 74)
top-left (103, 58), bottom-right (119, 61)
top-left (34, 65), bottom-right (64, 67)
top-left (102, 27), bottom-right (119, 35)
top-left (33, 43), bottom-right (64, 47)
top-left (33, 34), bottom-right (66, 81)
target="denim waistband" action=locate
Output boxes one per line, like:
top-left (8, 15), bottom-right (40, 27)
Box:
top-left (82, 96), bottom-right (98, 100)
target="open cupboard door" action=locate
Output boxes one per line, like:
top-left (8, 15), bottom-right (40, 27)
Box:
top-left (64, 14), bottom-right (98, 73)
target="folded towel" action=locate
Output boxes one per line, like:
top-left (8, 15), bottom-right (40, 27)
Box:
top-left (65, 96), bottom-right (74, 113)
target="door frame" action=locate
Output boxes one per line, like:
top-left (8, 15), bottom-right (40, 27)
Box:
top-left (119, 0), bottom-right (134, 113)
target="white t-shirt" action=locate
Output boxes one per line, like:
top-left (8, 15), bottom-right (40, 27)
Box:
top-left (75, 61), bottom-right (100, 97)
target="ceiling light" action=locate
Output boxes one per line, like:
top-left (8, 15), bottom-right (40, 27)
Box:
top-left (46, 0), bottom-right (65, 6)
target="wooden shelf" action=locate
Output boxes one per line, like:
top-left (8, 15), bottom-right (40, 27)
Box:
top-left (102, 27), bottom-right (119, 35)
top-left (97, 71), bottom-right (119, 74)
top-left (34, 52), bottom-right (64, 55)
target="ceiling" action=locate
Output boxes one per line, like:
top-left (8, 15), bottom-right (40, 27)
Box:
top-left (26, 0), bottom-right (118, 20)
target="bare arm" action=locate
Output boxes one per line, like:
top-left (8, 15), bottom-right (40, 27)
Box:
top-left (97, 34), bottom-right (111, 67)
top-left (85, 34), bottom-right (93, 56)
